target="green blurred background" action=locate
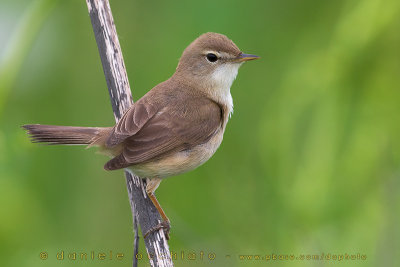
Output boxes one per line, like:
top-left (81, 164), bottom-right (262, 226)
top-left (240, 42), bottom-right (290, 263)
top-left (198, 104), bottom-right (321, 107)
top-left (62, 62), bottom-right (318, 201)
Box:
top-left (1, 0), bottom-right (399, 266)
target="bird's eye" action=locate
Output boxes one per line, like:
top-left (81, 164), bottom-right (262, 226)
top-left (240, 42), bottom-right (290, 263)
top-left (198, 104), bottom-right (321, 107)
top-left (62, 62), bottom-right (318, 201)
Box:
top-left (206, 53), bottom-right (218, 62)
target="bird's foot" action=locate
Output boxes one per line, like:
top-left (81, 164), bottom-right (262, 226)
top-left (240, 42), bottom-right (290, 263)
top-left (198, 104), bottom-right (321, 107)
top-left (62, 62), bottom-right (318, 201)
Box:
top-left (144, 220), bottom-right (170, 240)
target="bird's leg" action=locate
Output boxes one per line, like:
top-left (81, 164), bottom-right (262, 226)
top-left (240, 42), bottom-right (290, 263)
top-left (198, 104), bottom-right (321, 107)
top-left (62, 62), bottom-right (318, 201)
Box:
top-left (144, 178), bottom-right (171, 240)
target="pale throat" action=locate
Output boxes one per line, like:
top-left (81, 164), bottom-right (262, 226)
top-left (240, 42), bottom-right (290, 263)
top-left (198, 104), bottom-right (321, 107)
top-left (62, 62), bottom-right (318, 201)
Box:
top-left (209, 63), bottom-right (241, 118)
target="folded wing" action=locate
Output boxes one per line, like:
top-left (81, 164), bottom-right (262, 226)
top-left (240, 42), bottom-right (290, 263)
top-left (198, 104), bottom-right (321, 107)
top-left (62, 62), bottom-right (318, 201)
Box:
top-left (104, 95), bottom-right (222, 170)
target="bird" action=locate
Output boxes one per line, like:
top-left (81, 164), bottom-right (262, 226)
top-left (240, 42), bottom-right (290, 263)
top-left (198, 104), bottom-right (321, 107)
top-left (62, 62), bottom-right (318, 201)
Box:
top-left (23, 32), bottom-right (259, 239)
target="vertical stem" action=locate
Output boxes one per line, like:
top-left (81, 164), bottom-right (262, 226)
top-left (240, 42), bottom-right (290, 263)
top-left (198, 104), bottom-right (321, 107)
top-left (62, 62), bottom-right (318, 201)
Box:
top-left (85, 0), bottom-right (173, 266)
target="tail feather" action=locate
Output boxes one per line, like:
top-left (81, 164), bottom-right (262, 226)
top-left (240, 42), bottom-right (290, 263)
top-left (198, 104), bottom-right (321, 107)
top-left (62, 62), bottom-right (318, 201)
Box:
top-left (22, 124), bottom-right (105, 145)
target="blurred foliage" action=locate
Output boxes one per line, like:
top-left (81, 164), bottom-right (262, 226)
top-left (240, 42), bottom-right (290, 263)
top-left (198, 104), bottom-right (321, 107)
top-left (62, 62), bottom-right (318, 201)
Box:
top-left (1, 0), bottom-right (400, 266)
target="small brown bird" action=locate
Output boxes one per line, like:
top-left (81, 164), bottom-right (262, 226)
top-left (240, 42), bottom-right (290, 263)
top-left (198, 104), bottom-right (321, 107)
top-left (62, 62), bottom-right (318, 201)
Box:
top-left (23, 32), bottom-right (258, 238)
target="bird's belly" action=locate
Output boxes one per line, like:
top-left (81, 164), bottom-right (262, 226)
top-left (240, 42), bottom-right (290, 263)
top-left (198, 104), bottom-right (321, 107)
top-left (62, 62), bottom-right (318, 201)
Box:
top-left (127, 130), bottom-right (224, 178)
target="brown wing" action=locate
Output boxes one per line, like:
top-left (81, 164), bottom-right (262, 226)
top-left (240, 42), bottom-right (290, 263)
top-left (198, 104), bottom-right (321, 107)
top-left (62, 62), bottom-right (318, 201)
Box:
top-left (106, 98), bottom-right (159, 147)
top-left (104, 96), bottom-right (222, 170)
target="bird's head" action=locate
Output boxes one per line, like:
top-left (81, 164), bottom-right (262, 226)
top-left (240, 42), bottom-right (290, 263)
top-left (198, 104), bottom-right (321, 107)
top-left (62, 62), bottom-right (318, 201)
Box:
top-left (175, 32), bottom-right (259, 93)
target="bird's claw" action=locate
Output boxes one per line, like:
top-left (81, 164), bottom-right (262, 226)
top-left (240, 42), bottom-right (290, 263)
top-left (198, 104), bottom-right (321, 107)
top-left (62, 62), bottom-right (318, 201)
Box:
top-left (144, 221), bottom-right (170, 240)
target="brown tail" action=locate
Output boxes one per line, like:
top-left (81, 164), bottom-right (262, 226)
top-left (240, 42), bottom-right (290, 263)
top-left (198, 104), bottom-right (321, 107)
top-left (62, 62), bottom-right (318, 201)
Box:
top-left (22, 124), bottom-right (107, 145)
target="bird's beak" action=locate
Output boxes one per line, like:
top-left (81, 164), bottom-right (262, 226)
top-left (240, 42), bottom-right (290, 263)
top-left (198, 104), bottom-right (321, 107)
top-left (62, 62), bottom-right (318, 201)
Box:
top-left (236, 53), bottom-right (260, 62)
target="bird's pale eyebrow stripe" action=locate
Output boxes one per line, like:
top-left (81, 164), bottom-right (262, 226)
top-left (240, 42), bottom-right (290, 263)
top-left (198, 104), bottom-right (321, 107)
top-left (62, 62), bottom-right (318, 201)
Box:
top-left (204, 50), bottom-right (220, 57)
top-left (219, 52), bottom-right (235, 59)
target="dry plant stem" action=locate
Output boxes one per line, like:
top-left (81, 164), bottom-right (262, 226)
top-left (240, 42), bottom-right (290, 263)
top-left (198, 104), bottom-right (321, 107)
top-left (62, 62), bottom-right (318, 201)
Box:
top-left (85, 0), bottom-right (173, 266)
